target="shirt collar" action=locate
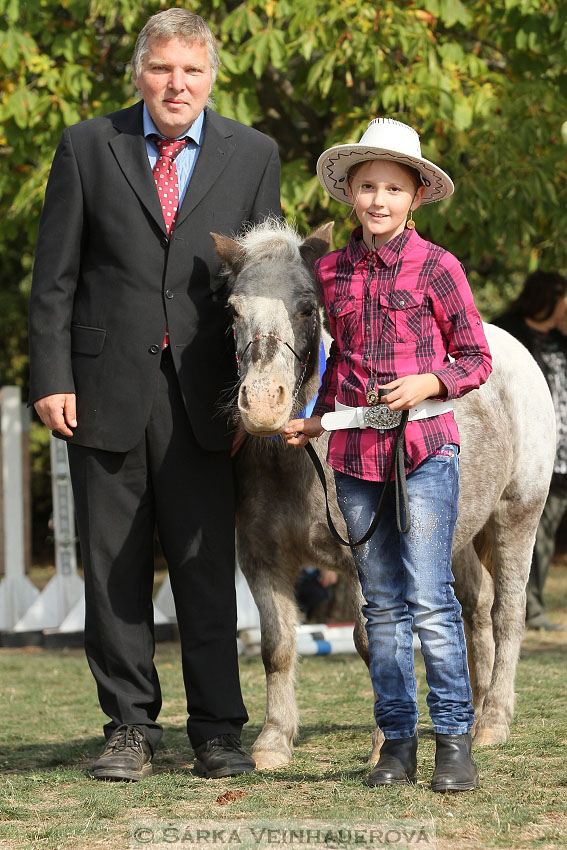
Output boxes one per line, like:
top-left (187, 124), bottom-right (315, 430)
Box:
top-left (142, 103), bottom-right (205, 145)
top-left (345, 226), bottom-right (417, 268)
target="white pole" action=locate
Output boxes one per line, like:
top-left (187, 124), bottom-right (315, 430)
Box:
top-left (14, 435), bottom-right (83, 631)
top-left (0, 387), bottom-right (39, 629)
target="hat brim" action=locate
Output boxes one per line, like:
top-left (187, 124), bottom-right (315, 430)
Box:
top-left (316, 143), bottom-right (454, 205)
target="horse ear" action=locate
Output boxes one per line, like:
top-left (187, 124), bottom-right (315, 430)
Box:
top-left (299, 222), bottom-right (334, 272)
top-left (210, 232), bottom-right (246, 275)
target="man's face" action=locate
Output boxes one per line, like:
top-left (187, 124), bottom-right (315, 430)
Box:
top-left (134, 37), bottom-right (212, 138)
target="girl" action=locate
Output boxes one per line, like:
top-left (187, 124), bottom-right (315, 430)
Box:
top-left (285, 118), bottom-right (492, 791)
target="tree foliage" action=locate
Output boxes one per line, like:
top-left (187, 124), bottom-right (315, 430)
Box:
top-left (1, 0), bottom-right (567, 391)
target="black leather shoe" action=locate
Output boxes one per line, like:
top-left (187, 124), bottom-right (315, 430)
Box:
top-left (194, 734), bottom-right (255, 779)
top-left (91, 724), bottom-right (152, 781)
top-left (430, 732), bottom-right (478, 792)
top-left (365, 733), bottom-right (418, 786)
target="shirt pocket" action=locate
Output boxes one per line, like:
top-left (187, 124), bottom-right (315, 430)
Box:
top-left (378, 289), bottom-right (425, 344)
top-left (327, 296), bottom-right (360, 353)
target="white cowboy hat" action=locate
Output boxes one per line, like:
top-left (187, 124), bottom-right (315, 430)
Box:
top-left (317, 118), bottom-right (454, 205)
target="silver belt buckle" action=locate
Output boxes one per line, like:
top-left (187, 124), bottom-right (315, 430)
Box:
top-left (363, 405), bottom-right (402, 430)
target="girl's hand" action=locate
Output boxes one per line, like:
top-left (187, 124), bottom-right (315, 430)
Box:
top-left (378, 374), bottom-right (447, 410)
top-left (283, 415), bottom-right (324, 447)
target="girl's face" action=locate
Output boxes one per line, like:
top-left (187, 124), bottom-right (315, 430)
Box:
top-left (347, 160), bottom-right (424, 249)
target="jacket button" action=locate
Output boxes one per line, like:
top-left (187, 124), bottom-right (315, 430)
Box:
top-left (160, 236), bottom-right (169, 248)
top-left (149, 344), bottom-right (160, 354)
top-left (165, 289), bottom-right (174, 299)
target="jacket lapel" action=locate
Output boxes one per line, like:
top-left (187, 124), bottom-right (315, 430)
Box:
top-left (175, 110), bottom-right (235, 228)
top-left (107, 105), bottom-right (235, 234)
top-left (108, 102), bottom-right (166, 235)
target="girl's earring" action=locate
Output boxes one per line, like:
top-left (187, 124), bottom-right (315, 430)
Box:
top-left (406, 209), bottom-right (416, 230)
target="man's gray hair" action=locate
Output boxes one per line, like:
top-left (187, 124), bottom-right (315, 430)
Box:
top-left (132, 9), bottom-right (220, 84)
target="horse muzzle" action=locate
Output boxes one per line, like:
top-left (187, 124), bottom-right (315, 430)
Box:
top-left (238, 376), bottom-right (292, 432)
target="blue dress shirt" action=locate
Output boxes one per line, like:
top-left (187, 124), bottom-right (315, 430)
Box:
top-left (143, 104), bottom-right (204, 206)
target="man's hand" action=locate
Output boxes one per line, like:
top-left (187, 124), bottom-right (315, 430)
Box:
top-left (283, 415), bottom-right (324, 447)
top-left (378, 374), bottom-right (447, 410)
top-left (34, 393), bottom-right (77, 436)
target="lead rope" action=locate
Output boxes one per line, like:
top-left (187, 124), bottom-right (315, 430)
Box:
top-left (304, 409), bottom-right (410, 549)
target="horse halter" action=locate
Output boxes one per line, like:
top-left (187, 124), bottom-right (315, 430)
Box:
top-left (232, 309), bottom-right (319, 405)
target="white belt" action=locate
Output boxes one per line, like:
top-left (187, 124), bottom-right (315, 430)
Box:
top-left (321, 397), bottom-right (453, 431)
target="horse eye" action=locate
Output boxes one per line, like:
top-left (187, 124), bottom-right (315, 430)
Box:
top-left (297, 304), bottom-right (316, 318)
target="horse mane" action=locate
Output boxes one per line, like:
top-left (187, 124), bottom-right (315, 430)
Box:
top-left (237, 217), bottom-right (302, 267)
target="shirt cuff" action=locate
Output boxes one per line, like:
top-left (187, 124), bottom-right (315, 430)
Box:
top-left (432, 368), bottom-right (459, 400)
top-left (312, 400), bottom-right (334, 419)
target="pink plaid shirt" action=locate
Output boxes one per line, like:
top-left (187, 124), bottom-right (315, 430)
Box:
top-left (312, 227), bottom-right (492, 481)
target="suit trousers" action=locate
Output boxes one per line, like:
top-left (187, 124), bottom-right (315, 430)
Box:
top-left (67, 346), bottom-right (248, 752)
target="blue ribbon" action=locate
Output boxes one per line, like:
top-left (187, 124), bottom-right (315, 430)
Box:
top-left (297, 340), bottom-right (327, 419)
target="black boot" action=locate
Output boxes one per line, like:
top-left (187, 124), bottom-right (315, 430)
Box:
top-left (365, 733), bottom-right (418, 786)
top-left (430, 732), bottom-right (479, 792)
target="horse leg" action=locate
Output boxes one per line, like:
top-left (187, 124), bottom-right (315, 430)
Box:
top-left (350, 585), bottom-right (386, 766)
top-left (313, 529), bottom-right (382, 763)
top-left (452, 540), bottom-right (495, 724)
top-left (472, 500), bottom-right (537, 745)
top-left (347, 576), bottom-right (385, 764)
top-left (307, 522), bottom-right (383, 764)
top-left (238, 550), bottom-right (300, 770)
top-left (341, 559), bottom-right (386, 765)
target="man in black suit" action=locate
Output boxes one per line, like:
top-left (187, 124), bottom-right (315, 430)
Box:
top-left (29, 9), bottom-right (281, 781)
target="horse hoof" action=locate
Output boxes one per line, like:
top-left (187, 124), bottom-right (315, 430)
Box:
top-left (252, 750), bottom-right (292, 771)
top-left (473, 725), bottom-right (509, 746)
top-left (368, 728), bottom-right (385, 764)
top-left (368, 743), bottom-right (383, 765)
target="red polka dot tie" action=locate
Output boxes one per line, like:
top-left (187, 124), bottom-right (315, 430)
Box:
top-left (151, 136), bottom-right (188, 348)
top-left (152, 136), bottom-right (188, 235)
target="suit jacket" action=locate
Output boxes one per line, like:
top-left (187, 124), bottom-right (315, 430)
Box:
top-left (28, 101), bottom-right (281, 452)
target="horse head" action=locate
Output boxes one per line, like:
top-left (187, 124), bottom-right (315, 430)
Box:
top-left (212, 219), bottom-right (333, 436)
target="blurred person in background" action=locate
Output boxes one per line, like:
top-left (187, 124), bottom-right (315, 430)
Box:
top-left (493, 271), bottom-right (567, 631)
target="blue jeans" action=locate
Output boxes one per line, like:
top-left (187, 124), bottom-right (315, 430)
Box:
top-left (334, 445), bottom-right (474, 738)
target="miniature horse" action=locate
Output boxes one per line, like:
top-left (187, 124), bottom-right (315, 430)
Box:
top-left (212, 220), bottom-right (555, 770)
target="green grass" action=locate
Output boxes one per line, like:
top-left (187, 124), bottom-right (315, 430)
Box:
top-left (1, 564), bottom-right (566, 850)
